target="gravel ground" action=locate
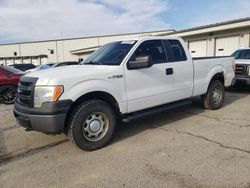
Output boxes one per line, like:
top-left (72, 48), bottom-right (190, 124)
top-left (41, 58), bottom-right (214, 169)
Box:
top-left (0, 87), bottom-right (250, 188)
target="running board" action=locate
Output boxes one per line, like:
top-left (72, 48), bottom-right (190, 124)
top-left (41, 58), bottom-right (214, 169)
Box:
top-left (122, 100), bottom-right (192, 123)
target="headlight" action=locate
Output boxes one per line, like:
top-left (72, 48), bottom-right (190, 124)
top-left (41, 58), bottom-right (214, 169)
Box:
top-left (34, 86), bottom-right (64, 108)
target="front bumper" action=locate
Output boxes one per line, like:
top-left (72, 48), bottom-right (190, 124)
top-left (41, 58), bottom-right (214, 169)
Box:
top-left (14, 100), bottom-right (73, 134)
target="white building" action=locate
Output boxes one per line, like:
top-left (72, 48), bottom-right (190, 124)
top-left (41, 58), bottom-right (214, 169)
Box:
top-left (0, 17), bottom-right (250, 65)
top-left (169, 17), bottom-right (250, 57)
top-left (0, 30), bottom-right (174, 65)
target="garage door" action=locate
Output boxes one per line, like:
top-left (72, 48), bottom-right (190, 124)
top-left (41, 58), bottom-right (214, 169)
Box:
top-left (215, 36), bottom-right (240, 56)
top-left (188, 40), bottom-right (207, 57)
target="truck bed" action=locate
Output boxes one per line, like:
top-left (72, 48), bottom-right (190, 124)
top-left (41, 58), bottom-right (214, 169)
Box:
top-left (192, 56), bottom-right (235, 96)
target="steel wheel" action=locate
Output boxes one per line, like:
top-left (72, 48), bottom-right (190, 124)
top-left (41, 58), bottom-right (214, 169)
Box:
top-left (82, 112), bottom-right (109, 142)
top-left (211, 87), bottom-right (222, 105)
top-left (68, 100), bottom-right (116, 151)
top-left (202, 80), bottom-right (225, 110)
top-left (0, 86), bottom-right (17, 104)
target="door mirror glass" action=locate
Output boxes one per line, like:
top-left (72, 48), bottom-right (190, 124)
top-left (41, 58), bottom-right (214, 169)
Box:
top-left (128, 55), bottom-right (152, 70)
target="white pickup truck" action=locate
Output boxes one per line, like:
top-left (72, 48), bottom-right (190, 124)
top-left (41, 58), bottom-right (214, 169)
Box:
top-left (231, 48), bottom-right (250, 85)
top-left (14, 36), bottom-right (235, 151)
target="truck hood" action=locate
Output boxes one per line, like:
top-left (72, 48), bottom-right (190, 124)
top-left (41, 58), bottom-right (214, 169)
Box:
top-left (26, 65), bottom-right (121, 85)
top-left (235, 59), bottom-right (250, 65)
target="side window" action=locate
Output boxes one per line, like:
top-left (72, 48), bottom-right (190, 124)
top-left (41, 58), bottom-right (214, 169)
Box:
top-left (163, 40), bottom-right (187, 62)
top-left (131, 40), bottom-right (167, 64)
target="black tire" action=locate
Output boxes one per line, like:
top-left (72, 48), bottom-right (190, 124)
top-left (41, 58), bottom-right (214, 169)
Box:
top-left (0, 85), bottom-right (17, 104)
top-left (201, 80), bottom-right (225, 110)
top-left (67, 100), bottom-right (116, 151)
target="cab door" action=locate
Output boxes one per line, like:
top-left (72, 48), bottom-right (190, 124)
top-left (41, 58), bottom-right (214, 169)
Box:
top-left (162, 39), bottom-right (193, 100)
top-left (124, 40), bottom-right (175, 113)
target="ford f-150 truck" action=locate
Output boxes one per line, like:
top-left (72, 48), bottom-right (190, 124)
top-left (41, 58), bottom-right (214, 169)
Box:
top-left (14, 36), bottom-right (235, 151)
top-left (231, 48), bottom-right (250, 85)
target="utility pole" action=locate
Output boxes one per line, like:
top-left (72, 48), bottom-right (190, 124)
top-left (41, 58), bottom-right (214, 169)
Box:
top-left (61, 32), bottom-right (65, 62)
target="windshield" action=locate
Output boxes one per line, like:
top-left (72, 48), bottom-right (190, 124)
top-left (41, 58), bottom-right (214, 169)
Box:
top-left (2, 65), bottom-right (23, 74)
top-left (81, 41), bottom-right (137, 66)
top-left (232, 49), bottom-right (250, 59)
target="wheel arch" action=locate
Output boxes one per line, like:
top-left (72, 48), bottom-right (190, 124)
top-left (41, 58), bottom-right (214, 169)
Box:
top-left (210, 72), bottom-right (225, 85)
top-left (64, 91), bottom-right (121, 132)
top-left (206, 64), bottom-right (225, 93)
top-left (0, 84), bottom-right (18, 88)
top-left (205, 72), bottom-right (225, 95)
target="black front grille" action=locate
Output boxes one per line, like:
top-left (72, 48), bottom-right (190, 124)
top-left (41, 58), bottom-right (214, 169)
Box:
top-left (17, 77), bottom-right (37, 107)
top-left (235, 64), bottom-right (248, 76)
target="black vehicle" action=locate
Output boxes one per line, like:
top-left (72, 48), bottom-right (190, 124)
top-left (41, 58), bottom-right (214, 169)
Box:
top-left (9, 64), bottom-right (36, 71)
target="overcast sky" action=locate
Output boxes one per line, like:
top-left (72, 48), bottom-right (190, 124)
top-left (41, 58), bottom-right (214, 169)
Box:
top-left (0, 0), bottom-right (249, 44)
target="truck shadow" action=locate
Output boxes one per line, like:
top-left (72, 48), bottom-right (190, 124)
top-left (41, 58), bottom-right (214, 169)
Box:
top-left (0, 128), bottom-right (7, 164)
top-left (0, 105), bottom-right (69, 165)
top-left (0, 139), bottom-right (68, 165)
top-left (112, 89), bottom-right (249, 145)
top-left (0, 86), bottom-right (249, 164)
top-left (226, 84), bottom-right (250, 93)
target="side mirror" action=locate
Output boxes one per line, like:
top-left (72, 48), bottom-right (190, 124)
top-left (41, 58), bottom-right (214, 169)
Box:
top-left (128, 55), bottom-right (152, 70)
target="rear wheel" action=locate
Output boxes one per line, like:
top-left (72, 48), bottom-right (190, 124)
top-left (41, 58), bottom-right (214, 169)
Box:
top-left (202, 80), bottom-right (225, 110)
top-left (67, 100), bottom-right (116, 151)
top-left (0, 85), bottom-right (17, 104)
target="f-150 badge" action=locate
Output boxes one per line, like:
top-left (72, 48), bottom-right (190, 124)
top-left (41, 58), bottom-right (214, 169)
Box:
top-left (108, 75), bottom-right (123, 79)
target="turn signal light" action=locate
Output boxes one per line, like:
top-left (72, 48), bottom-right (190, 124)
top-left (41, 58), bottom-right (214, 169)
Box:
top-left (53, 86), bottom-right (64, 101)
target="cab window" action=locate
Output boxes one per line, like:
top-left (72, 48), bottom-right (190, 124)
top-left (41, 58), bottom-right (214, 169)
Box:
top-left (131, 40), bottom-right (167, 64)
top-left (163, 40), bottom-right (187, 62)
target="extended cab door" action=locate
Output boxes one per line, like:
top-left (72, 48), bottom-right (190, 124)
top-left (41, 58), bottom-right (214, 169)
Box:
top-left (162, 39), bottom-right (193, 100)
top-left (124, 40), bottom-right (176, 113)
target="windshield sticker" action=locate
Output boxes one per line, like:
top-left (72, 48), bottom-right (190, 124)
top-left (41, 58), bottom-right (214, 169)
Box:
top-left (121, 40), bottom-right (136, 45)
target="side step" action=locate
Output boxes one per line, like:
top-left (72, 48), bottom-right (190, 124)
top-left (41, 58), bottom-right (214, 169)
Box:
top-left (122, 100), bottom-right (192, 123)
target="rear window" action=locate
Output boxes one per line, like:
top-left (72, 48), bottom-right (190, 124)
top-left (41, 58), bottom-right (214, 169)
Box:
top-left (163, 40), bottom-right (187, 62)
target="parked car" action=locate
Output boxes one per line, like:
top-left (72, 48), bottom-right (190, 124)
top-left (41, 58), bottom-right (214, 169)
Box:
top-left (231, 48), bottom-right (250, 85)
top-left (0, 66), bottom-right (24, 104)
top-left (9, 63), bottom-right (36, 71)
top-left (25, 63), bottom-right (55, 74)
top-left (14, 36), bottom-right (235, 151)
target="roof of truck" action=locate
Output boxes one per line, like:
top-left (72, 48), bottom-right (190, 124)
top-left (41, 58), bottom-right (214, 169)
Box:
top-left (70, 36), bottom-right (183, 55)
top-left (126, 35), bottom-right (181, 41)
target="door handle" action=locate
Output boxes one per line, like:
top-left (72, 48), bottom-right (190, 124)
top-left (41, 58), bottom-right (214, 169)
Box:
top-left (166, 68), bottom-right (173, 75)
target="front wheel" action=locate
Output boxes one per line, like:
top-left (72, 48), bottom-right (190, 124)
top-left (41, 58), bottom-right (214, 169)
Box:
top-left (67, 100), bottom-right (116, 151)
top-left (0, 85), bottom-right (17, 104)
top-left (201, 80), bottom-right (225, 110)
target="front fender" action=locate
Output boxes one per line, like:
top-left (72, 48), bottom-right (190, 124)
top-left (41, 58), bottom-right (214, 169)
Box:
top-left (60, 79), bottom-right (127, 113)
